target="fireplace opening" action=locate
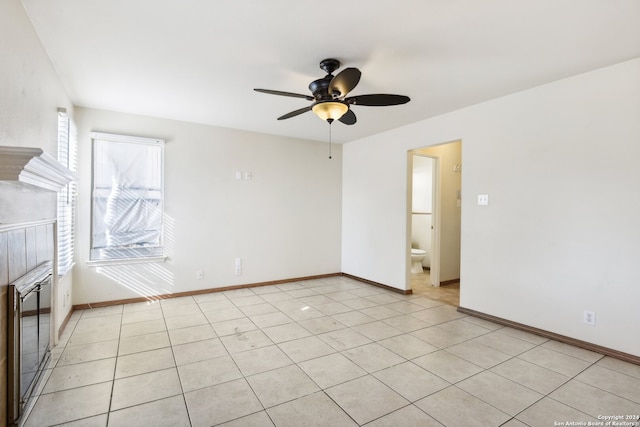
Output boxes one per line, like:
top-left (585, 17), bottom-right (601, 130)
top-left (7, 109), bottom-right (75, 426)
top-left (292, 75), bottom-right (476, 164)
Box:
top-left (7, 260), bottom-right (53, 426)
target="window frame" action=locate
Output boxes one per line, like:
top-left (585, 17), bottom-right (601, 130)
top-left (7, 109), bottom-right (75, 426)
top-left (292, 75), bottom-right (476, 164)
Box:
top-left (57, 109), bottom-right (78, 276)
top-left (88, 132), bottom-right (166, 265)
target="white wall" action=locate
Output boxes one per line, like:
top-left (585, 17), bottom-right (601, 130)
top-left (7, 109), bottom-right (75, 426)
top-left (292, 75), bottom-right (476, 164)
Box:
top-left (342, 58), bottom-right (640, 356)
top-left (411, 155), bottom-right (433, 213)
top-left (0, 0), bottom-right (74, 339)
top-left (73, 108), bottom-right (342, 304)
top-left (0, 0), bottom-right (73, 224)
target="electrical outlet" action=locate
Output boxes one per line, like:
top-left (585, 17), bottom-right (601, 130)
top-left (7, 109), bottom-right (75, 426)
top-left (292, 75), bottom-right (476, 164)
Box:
top-left (196, 270), bottom-right (204, 280)
top-left (583, 310), bottom-right (596, 326)
top-left (235, 257), bottom-right (242, 275)
top-left (477, 194), bottom-right (489, 206)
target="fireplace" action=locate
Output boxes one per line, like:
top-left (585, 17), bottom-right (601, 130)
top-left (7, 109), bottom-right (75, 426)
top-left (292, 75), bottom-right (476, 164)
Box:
top-left (1, 146), bottom-right (74, 423)
top-left (7, 261), bottom-right (53, 425)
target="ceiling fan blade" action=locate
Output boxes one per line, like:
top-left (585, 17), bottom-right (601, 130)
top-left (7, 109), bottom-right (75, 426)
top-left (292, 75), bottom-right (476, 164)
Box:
top-left (339, 109), bottom-right (357, 125)
top-left (328, 67), bottom-right (361, 98)
top-left (254, 88), bottom-right (314, 101)
top-left (277, 105), bottom-right (312, 120)
top-left (345, 94), bottom-right (410, 106)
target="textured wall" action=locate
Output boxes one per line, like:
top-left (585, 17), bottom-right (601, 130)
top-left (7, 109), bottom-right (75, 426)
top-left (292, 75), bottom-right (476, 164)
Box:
top-left (1, 0), bottom-right (72, 420)
top-left (342, 58), bottom-right (640, 356)
top-left (72, 108), bottom-right (342, 305)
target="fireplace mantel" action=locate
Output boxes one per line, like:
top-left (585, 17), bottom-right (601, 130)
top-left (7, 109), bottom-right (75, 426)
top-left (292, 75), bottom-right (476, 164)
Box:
top-left (0, 146), bottom-right (76, 191)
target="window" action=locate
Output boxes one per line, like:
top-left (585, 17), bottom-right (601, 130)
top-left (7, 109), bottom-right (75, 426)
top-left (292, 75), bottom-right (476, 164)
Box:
top-left (57, 109), bottom-right (77, 276)
top-left (90, 132), bottom-right (165, 262)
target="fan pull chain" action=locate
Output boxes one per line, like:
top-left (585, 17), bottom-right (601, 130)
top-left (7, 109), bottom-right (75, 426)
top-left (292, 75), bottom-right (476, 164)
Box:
top-left (328, 122), bottom-right (332, 159)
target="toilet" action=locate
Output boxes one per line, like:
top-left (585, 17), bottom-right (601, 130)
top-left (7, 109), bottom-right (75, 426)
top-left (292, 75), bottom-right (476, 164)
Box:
top-left (411, 248), bottom-right (427, 273)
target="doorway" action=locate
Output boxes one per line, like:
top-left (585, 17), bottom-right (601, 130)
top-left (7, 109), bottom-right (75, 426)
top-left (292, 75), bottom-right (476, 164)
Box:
top-left (408, 140), bottom-right (462, 301)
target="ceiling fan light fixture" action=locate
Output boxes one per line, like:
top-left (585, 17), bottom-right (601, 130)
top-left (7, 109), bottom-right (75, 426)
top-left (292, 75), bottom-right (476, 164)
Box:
top-left (255, 59), bottom-right (409, 125)
top-left (312, 101), bottom-right (348, 122)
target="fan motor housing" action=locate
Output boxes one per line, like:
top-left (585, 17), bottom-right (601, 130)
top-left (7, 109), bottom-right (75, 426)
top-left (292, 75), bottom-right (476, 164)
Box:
top-left (309, 77), bottom-right (334, 100)
top-left (309, 58), bottom-right (342, 100)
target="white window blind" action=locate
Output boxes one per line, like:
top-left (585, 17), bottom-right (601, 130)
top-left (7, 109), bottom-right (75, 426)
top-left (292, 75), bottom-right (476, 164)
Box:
top-left (57, 109), bottom-right (78, 276)
top-left (90, 132), bottom-right (165, 261)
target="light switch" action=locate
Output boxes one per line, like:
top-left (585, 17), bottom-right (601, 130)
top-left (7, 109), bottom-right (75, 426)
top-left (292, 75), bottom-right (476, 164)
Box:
top-left (477, 194), bottom-right (489, 206)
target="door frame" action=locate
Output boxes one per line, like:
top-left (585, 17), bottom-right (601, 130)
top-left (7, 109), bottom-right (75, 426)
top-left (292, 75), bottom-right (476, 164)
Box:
top-left (408, 152), bottom-right (441, 287)
top-left (409, 138), bottom-right (463, 289)
top-left (430, 155), bottom-right (441, 287)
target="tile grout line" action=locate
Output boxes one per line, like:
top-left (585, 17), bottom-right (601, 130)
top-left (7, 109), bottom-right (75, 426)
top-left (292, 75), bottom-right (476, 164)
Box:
top-left (104, 306), bottom-right (124, 426)
top-left (213, 288), bottom-right (281, 426)
top-left (493, 343), bottom-right (607, 425)
top-left (379, 314), bottom-right (612, 426)
top-left (34, 296), bottom-right (472, 423)
top-left (160, 298), bottom-right (195, 427)
top-left (22, 279), bottom-right (638, 426)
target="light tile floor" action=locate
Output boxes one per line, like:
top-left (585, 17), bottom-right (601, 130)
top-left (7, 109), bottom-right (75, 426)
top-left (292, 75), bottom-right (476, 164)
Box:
top-left (23, 276), bottom-right (640, 426)
top-left (410, 268), bottom-right (460, 307)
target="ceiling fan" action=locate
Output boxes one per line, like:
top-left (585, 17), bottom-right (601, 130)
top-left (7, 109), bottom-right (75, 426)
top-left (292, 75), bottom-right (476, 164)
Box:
top-left (254, 58), bottom-right (410, 125)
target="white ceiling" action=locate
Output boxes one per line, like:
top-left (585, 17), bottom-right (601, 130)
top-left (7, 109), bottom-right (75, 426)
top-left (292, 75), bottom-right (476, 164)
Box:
top-left (22, 0), bottom-right (640, 144)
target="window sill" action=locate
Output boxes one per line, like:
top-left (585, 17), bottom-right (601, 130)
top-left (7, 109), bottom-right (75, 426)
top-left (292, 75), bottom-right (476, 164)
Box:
top-left (86, 256), bottom-right (167, 268)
